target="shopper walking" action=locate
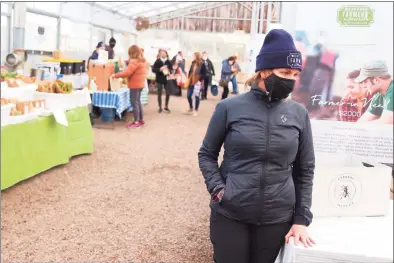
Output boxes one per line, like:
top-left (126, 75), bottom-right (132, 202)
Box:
top-left (112, 45), bottom-right (148, 129)
top-left (152, 49), bottom-right (172, 113)
top-left (198, 29), bottom-right (315, 263)
top-left (231, 56), bottom-right (241, 94)
top-left (201, 51), bottom-right (215, 100)
top-left (186, 52), bottom-right (206, 116)
top-left (220, 56), bottom-right (237, 100)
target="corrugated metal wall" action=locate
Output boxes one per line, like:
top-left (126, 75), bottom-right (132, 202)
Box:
top-left (149, 2), bottom-right (280, 33)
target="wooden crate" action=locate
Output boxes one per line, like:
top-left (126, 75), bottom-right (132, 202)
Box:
top-left (88, 63), bottom-right (115, 91)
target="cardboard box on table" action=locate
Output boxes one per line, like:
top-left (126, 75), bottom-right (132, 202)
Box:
top-left (88, 63), bottom-right (115, 91)
top-left (312, 153), bottom-right (392, 217)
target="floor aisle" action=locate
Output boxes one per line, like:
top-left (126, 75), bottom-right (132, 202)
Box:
top-left (1, 93), bottom-right (222, 262)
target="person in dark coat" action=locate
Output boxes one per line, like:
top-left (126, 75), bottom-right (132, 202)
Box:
top-left (201, 51), bottom-right (215, 100)
top-left (220, 56), bottom-right (237, 100)
top-left (198, 29), bottom-right (316, 263)
top-left (152, 49), bottom-right (173, 113)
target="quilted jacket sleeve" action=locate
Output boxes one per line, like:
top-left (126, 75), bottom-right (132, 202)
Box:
top-left (198, 102), bottom-right (227, 194)
top-left (292, 111), bottom-right (315, 226)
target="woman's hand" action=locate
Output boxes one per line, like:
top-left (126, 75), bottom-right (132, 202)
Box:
top-left (285, 224), bottom-right (315, 248)
top-left (211, 188), bottom-right (224, 204)
top-left (111, 74), bottom-right (116, 79)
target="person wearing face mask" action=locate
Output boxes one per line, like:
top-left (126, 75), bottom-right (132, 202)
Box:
top-left (198, 29), bottom-right (315, 263)
top-left (152, 49), bottom-right (173, 113)
top-left (105, 37), bottom-right (116, 60)
top-left (201, 51), bottom-right (215, 100)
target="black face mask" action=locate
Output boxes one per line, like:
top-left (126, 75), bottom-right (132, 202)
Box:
top-left (263, 73), bottom-right (295, 101)
top-left (110, 43), bottom-right (116, 48)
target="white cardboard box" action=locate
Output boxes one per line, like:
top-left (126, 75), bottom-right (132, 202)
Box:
top-left (312, 154), bottom-right (392, 217)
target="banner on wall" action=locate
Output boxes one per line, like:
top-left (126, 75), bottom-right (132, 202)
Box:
top-left (290, 3), bottom-right (393, 166)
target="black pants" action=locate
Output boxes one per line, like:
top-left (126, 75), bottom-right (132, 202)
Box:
top-left (157, 82), bottom-right (170, 109)
top-left (221, 84), bottom-right (229, 100)
top-left (202, 75), bottom-right (211, 99)
top-left (210, 210), bottom-right (291, 263)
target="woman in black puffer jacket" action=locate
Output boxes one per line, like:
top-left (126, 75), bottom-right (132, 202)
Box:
top-left (198, 29), bottom-right (316, 263)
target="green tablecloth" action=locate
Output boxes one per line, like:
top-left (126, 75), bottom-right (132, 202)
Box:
top-left (1, 106), bottom-right (94, 190)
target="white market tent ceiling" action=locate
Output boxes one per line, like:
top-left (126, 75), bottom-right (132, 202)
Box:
top-left (94, 2), bottom-right (203, 19)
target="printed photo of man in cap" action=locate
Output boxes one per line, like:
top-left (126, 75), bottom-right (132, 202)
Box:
top-left (355, 60), bottom-right (393, 124)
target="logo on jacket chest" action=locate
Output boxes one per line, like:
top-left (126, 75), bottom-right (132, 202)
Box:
top-left (280, 114), bottom-right (287, 123)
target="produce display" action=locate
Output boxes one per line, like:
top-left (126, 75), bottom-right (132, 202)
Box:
top-left (1, 97), bottom-right (45, 116)
top-left (37, 80), bottom-right (73, 94)
top-left (1, 72), bottom-right (36, 87)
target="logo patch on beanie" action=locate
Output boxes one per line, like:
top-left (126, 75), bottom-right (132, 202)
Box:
top-left (287, 53), bottom-right (302, 68)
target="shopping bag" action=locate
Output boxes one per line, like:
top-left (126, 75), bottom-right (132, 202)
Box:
top-left (193, 81), bottom-right (202, 97)
top-left (211, 79), bottom-right (219, 96)
top-left (219, 79), bottom-right (229, 87)
top-left (274, 238), bottom-right (296, 263)
top-left (183, 77), bottom-right (191, 89)
top-left (110, 77), bottom-right (122, 91)
top-left (166, 79), bottom-right (180, 96)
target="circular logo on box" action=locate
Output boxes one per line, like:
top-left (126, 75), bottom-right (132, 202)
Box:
top-left (329, 173), bottom-right (362, 208)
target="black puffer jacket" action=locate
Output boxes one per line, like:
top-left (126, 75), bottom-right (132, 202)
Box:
top-left (198, 86), bottom-right (315, 226)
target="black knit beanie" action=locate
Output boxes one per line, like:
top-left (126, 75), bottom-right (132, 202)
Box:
top-left (255, 29), bottom-right (302, 72)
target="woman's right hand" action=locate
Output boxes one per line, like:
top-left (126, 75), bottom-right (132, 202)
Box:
top-left (212, 188), bottom-right (225, 204)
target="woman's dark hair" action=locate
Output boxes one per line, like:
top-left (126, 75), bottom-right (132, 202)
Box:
top-left (96, 41), bottom-right (104, 49)
top-left (228, 56), bottom-right (237, 61)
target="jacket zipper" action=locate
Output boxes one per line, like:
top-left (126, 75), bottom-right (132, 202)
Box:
top-left (259, 100), bottom-right (271, 224)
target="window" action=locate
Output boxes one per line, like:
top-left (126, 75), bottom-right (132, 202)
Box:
top-left (24, 12), bottom-right (57, 51)
top-left (1, 15), bottom-right (9, 64)
top-left (60, 18), bottom-right (91, 59)
top-left (91, 26), bottom-right (111, 50)
top-left (113, 32), bottom-right (128, 60)
top-left (1, 3), bottom-right (10, 14)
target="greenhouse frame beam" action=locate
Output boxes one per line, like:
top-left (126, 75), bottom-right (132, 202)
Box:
top-left (184, 15), bottom-right (252, 21)
top-left (238, 2), bottom-right (252, 11)
top-left (150, 2), bottom-right (234, 24)
top-left (25, 6), bottom-right (137, 37)
top-left (131, 3), bottom-right (178, 18)
top-left (89, 2), bottom-right (133, 19)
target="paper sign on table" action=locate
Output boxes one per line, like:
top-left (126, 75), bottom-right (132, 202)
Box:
top-left (53, 109), bottom-right (68, 127)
